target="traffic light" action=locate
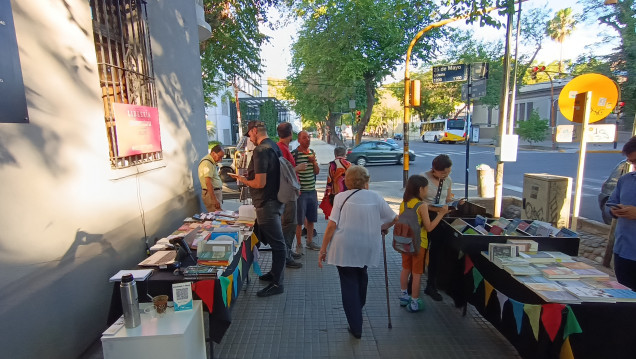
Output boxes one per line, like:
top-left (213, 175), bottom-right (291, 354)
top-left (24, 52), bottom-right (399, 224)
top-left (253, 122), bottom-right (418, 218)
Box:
top-left (616, 101), bottom-right (625, 114)
top-left (356, 111), bottom-right (361, 123)
top-left (530, 66), bottom-right (546, 80)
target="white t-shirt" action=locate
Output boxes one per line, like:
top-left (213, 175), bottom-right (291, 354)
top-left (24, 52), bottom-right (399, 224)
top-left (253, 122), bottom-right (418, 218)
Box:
top-left (326, 189), bottom-right (397, 268)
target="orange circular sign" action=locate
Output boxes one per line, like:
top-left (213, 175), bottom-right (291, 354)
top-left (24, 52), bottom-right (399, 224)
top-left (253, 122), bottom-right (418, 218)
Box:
top-left (558, 73), bottom-right (618, 123)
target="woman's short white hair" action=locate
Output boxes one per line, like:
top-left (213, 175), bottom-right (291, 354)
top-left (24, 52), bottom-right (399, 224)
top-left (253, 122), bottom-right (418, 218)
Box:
top-left (345, 165), bottom-right (370, 189)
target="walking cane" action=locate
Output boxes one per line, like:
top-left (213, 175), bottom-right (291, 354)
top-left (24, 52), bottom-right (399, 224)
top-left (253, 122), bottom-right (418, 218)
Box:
top-left (381, 230), bottom-right (392, 329)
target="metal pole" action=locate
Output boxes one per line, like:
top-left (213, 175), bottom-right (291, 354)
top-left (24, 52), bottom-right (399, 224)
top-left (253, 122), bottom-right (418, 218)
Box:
top-left (494, 6), bottom-right (514, 218)
top-left (507, 0), bottom-right (522, 136)
top-left (401, 5), bottom-right (502, 187)
top-left (543, 71), bottom-right (556, 150)
top-left (465, 64), bottom-right (471, 200)
top-left (571, 91), bottom-right (592, 231)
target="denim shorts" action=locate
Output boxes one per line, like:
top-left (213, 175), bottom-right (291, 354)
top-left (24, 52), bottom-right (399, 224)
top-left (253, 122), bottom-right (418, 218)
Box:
top-left (296, 190), bottom-right (318, 223)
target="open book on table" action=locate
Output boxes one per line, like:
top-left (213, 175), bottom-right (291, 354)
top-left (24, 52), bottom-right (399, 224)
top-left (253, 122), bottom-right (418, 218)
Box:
top-left (430, 198), bottom-right (466, 209)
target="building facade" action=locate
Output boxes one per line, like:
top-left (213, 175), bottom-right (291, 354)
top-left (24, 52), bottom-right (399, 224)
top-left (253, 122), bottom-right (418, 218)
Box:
top-left (0, 1), bottom-right (210, 357)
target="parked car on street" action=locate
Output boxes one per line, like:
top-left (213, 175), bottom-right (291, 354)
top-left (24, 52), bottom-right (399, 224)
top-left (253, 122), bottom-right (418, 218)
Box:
top-left (346, 141), bottom-right (415, 166)
top-left (393, 133), bottom-right (403, 140)
top-left (217, 146), bottom-right (237, 183)
top-left (598, 159), bottom-right (630, 224)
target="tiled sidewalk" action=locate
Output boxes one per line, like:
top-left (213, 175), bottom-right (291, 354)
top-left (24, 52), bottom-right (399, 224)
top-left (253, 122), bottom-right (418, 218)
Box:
top-left (214, 226), bottom-right (521, 359)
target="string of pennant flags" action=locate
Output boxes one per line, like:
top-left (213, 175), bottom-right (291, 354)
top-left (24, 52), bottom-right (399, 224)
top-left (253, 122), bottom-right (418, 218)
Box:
top-left (464, 255), bottom-right (583, 359)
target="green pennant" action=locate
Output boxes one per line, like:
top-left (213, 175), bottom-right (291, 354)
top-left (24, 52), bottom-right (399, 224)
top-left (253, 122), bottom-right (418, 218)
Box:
top-left (563, 306), bottom-right (583, 339)
top-left (472, 267), bottom-right (484, 294)
top-left (219, 276), bottom-right (230, 307)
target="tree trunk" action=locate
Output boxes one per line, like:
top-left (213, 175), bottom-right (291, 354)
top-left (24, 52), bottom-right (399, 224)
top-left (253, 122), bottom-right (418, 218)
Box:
top-left (233, 80), bottom-right (242, 144)
top-left (355, 76), bottom-right (377, 145)
top-left (326, 112), bottom-right (346, 147)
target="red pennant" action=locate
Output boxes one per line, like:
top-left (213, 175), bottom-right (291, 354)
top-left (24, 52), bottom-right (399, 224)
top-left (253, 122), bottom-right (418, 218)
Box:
top-left (541, 303), bottom-right (565, 342)
top-left (242, 242), bottom-right (247, 261)
top-left (192, 280), bottom-right (215, 312)
top-left (464, 255), bottom-right (474, 275)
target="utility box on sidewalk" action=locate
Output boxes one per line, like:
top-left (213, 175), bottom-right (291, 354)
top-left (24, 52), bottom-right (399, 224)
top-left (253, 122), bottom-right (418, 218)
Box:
top-left (522, 173), bottom-right (572, 228)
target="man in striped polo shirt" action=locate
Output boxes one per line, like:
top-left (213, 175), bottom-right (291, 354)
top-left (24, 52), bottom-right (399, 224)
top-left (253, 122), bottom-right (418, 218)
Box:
top-left (292, 131), bottom-right (321, 252)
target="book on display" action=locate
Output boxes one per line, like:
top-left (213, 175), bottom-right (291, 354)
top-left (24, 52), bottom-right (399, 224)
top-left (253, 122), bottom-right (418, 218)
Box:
top-left (518, 251), bottom-right (556, 264)
top-left (564, 286), bottom-right (617, 303)
top-left (504, 265), bottom-right (541, 276)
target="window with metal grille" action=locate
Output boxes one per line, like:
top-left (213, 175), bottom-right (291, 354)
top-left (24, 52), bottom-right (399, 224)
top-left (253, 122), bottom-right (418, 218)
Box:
top-left (90, 0), bottom-right (161, 169)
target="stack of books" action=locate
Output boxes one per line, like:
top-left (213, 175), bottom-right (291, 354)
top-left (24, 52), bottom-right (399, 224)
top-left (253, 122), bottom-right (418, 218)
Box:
top-left (182, 265), bottom-right (224, 279)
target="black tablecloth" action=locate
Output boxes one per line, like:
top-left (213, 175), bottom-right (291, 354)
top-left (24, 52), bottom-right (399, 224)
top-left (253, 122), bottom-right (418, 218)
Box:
top-left (108, 234), bottom-right (256, 344)
top-left (463, 252), bottom-right (636, 359)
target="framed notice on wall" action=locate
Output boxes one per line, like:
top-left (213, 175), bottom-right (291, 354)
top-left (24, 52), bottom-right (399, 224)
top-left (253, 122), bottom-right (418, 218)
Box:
top-left (0, 0), bottom-right (29, 123)
top-left (112, 103), bottom-right (162, 156)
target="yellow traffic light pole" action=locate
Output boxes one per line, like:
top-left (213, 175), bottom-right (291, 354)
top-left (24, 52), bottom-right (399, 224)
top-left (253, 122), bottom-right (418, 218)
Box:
top-left (402, 5), bottom-right (504, 187)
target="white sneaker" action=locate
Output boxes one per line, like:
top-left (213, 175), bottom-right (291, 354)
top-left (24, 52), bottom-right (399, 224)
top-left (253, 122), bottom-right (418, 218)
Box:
top-left (294, 245), bottom-right (304, 256)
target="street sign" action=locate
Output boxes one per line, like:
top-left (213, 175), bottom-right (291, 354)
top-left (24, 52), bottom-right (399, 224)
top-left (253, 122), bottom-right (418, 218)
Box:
top-left (471, 79), bottom-right (487, 98)
top-left (432, 64), bottom-right (466, 83)
top-left (558, 73), bottom-right (618, 123)
top-left (461, 79), bottom-right (487, 101)
top-left (471, 62), bottom-right (489, 80)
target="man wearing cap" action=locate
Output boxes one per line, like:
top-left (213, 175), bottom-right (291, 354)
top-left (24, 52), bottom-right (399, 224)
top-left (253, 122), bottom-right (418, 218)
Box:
top-left (231, 121), bottom-right (287, 297)
top-left (198, 144), bottom-right (224, 212)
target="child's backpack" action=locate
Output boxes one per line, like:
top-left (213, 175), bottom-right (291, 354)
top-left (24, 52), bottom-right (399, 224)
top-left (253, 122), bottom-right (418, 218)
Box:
top-left (277, 156), bottom-right (300, 203)
top-left (328, 159), bottom-right (350, 201)
top-left (392, 202), bottom-right (423, 255)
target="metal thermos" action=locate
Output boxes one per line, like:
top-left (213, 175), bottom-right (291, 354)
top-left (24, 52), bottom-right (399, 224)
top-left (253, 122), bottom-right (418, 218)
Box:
top-left (120, 273), bottom-right (141, 328)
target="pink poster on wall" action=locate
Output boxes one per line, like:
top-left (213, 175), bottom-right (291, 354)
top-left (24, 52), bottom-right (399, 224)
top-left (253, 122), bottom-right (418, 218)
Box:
top-left (113, 103), bottom-right (162, 156)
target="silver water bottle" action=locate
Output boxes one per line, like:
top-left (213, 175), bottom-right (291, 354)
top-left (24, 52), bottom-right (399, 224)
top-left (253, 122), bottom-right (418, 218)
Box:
top-left (120, 273), bottom-right (141, 328)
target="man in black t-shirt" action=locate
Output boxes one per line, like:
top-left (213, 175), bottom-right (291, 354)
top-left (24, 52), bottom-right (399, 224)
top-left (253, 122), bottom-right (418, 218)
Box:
top-left (231, 121), bottom-right (286, 297)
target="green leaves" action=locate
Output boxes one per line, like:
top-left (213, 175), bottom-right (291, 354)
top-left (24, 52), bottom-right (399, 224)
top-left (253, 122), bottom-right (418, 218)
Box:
top-left (517, 110), bottom-right (549, 144)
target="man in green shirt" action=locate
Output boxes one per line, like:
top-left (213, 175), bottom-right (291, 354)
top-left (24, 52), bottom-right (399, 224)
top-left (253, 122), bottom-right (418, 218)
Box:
top-left (198, 145), bottom-right (225, 211)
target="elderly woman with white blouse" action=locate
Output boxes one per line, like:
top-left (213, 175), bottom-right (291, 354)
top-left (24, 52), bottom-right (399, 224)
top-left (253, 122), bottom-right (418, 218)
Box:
top-left (318, 165), bottom-right (398, 339)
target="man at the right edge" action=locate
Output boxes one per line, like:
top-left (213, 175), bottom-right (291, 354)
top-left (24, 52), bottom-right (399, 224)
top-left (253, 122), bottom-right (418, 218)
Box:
top-left (609, 136), bottom-right (636, 291)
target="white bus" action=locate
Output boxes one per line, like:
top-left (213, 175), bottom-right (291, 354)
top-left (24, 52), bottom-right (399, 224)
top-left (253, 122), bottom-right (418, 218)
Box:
top-left (420, 118), bottom-right (467, 143)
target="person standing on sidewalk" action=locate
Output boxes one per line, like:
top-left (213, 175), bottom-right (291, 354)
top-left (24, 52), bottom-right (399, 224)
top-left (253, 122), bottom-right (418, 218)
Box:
top-left (277, 122), bottom-right (303, 269)
top-left (609, 136), bottom-right (636, 291)
top-left (319, 146), bottom-right (351, 219)
top-left (231, 121), bottom-right (286, 297)
top-left (292, 130), bottom-right (321, 253)
top-left (318, 165), bottom-right (398, 338)
top-left (420, 154), bottom-right (463, 301)
top-left (198, 144), bottom-right (225, 211)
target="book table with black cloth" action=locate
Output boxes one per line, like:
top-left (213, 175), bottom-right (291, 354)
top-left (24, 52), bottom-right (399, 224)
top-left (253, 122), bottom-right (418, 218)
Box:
top-left (439, 218), bottom-right (636, 359)
top-left (108, 231), bottom-right (257, 357)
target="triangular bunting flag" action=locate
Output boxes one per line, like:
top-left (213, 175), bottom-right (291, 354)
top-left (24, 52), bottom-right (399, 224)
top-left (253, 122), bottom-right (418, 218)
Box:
top-left (238, 258), bottom-right (244, 278)
top-left (191, 280), bottom-right (215, 312)
top-left (541, 303), bottom-right (565, 342)
top-left (524, 304), bottom-right (542, 341)
top-left (472, 267), bottom-right (483, 294)
top-left (509, 298), bottom-right (525, 335)
top-left (233, 267), bottom-right (240, 296)
top-left (250, 232), bottom-right (259, 250)
top-left (485, 281), bottom-right (494, 306)
top-left (496, 291), bottom-right (508, 318)
top-left (226, 274), bottom-right (234, 307)
top-left (219, 276), bottom-right (230, 307)
top-left (253, 245), bottom-right (260, 262)
top-left (242, 243), bottom-right (247, 261)
top-left (559, 337), bottom-right (575, 359)
top-left (253, 260), bottom-right (263, 276)
top-left (464, 254), bottom-right (474, 275)
top-left (563, 306), bottom-right (583, 340)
